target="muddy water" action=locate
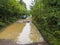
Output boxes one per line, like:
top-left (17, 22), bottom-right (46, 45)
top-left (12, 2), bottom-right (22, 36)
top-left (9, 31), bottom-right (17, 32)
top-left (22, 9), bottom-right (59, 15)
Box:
top-left (17, 23), bottom-right (32, 44)
top-left (0, 20), bottom-right (44, 44)
top-left (16, 22), bottom-right (44, 44)
top-left (30, 23), bottom-right (44, 42)
top-left (0, 23), bottom-right (25, 40)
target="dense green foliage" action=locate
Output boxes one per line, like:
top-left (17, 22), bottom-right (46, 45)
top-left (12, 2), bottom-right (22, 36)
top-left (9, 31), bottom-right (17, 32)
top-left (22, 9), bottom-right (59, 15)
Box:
top-left (31, 0), bottom-right (60, 45)
top-left (0, 0), bottom-right (26, 28)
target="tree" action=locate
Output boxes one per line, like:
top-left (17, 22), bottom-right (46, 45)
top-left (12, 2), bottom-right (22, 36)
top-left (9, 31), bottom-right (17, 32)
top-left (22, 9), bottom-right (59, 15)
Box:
top-left (0, 0), bottom-right (27, 27)
top-left (31, 0), bottom-right (60, 45)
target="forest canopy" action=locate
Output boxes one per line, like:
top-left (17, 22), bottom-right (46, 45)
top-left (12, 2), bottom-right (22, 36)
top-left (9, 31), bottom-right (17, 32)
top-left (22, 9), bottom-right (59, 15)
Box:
top-left (0, 0), bottom-right (27, 28)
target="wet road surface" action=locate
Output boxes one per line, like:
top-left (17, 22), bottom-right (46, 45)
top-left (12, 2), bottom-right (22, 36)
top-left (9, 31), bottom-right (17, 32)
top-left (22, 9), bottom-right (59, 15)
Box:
top-left (0, 19), bottom-right (49, 45)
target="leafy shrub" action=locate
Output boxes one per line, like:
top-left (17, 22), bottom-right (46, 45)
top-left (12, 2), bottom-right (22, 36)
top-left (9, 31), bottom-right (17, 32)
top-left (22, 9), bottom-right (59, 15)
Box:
top-left (0, 22), bottom-right (5, 27)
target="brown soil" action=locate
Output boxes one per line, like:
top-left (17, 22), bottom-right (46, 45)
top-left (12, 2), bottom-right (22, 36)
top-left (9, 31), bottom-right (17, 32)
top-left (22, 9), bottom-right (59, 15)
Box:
top-left (0, 39), bottom-right (49, 45)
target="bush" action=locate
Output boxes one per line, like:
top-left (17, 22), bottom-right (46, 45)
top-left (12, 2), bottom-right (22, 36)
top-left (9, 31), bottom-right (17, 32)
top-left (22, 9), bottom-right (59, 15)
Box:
top-left (0, 22), bottom-right (5, 27)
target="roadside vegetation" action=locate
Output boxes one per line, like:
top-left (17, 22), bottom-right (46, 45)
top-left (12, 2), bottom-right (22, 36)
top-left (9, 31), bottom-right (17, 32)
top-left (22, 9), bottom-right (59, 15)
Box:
top-left (0, 0), bottom-right (27, 29)
top-left (31, 0), bottom-right (60, 45)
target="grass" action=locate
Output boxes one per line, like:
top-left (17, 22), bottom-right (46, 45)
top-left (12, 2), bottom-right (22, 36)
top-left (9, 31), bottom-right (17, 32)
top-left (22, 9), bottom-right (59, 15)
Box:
top-left (0, 22), bottom-right (25, 41)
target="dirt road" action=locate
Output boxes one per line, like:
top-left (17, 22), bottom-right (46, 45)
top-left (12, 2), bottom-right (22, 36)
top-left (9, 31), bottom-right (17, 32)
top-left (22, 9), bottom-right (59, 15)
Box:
top-left (0, 19), bottom-right (48, 45)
